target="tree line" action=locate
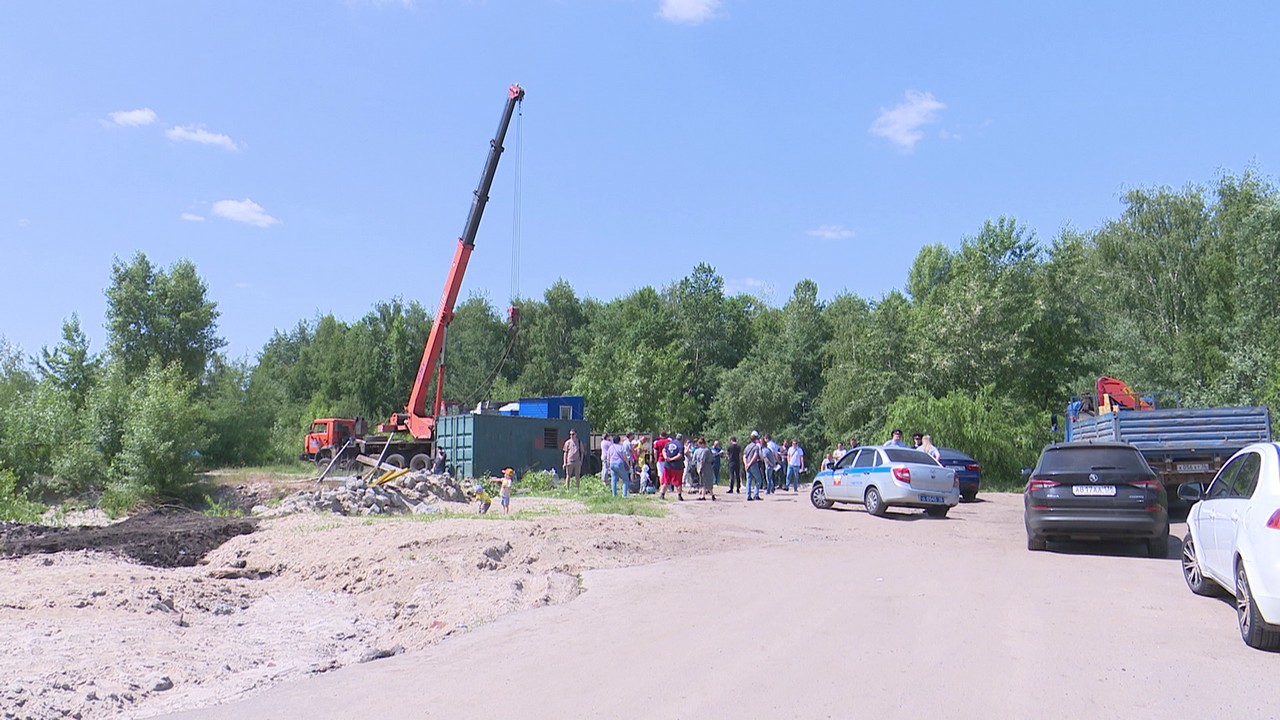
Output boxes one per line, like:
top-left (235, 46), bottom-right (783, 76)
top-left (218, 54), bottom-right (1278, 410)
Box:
top-left (2, 171), bottom-right (1278, 512)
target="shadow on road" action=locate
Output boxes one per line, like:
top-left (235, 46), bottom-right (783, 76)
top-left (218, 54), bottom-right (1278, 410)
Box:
top-left (1043, 534), bottom-right (1180, 561)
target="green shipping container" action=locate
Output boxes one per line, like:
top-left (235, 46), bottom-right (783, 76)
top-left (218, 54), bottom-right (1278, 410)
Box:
top-left (435, 413), bottom-right (592, 480)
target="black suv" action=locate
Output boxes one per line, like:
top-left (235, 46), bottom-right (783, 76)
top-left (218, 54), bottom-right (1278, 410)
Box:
top-left (1024, 441), bottom-right (1170, 557)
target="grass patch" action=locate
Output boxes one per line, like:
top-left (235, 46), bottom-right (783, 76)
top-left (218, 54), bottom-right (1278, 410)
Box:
top-left (521, 472), bottom-right (666, 517)
top-left (579, 495), bottom-right (665, 517)
top-left (201, 494), bottom-right (246, 517)
top-left (207, 462), bottom-right (315, 479)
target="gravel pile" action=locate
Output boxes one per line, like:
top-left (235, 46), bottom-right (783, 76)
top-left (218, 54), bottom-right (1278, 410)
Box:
top-left (259, 473), bottom-right (482, 517)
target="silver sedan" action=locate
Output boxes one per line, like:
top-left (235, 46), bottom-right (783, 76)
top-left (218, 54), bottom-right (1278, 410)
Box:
top-left (810, 446), bottom-right (959, 518)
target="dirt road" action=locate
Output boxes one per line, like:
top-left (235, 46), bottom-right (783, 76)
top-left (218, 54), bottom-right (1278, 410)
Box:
top-left (161, 491), bottom-right (1276, 720)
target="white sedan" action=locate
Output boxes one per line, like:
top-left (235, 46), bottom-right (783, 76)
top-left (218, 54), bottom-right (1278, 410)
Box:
top-left (1179, 442), bottom-right (1280, 650)
top-left (810, 446), bottom-right (959, 518)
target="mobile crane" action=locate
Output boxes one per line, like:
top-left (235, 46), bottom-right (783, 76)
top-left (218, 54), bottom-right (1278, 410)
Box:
top-left (302, 83), bottom-right (526, 472)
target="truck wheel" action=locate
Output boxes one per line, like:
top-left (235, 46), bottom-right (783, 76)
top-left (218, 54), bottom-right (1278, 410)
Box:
top-left (409, 453), bottom-right (430, 471)
top-left (385, 453), bottom-right (406, 469)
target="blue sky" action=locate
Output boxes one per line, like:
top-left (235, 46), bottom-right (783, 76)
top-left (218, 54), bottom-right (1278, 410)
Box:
top-left (2, 1), bottom-right (1277, 361)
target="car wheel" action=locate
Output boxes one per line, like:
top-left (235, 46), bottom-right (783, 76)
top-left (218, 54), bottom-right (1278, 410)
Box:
top-left (961, 491), bottom-right (977, 503)
top-left (384, 453), bottom-right (406, 469)
top-left (1181, 534), bottom-right (1221, 596)
top-left (925, 506), bottom-right (948, 518)
top-left (1237, 562), bottom-right (1280, 651)
top-left (810, 482), bottom-right (834, 509)
top-left (1147, 527), bottom-right (1170, 559)
top-left (1027, 531), bottom-right (1047, 552)
top-left (864, 486), bottom-right (887, 517)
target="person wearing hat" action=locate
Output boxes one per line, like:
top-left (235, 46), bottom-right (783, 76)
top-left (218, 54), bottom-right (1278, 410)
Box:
top-left (498, 468), bottom-right (514, 514)
top-left (884, 428), bottom-right (907, 448)
top-left (475, 478), bottom-right (493, 514)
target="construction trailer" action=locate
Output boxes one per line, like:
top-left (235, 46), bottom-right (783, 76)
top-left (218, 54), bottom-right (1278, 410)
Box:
top-left (435, 412), bottom-right (590, 480)
top-left (496, 395), bottom-right (585, 420)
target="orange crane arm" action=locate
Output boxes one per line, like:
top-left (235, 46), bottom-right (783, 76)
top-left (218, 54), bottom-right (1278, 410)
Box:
top-left (396, 84), bottom-right (525, 440)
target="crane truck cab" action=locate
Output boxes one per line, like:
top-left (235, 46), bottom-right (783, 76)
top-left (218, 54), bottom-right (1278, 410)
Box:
top-left (302, 418), bottom-right (365, 463)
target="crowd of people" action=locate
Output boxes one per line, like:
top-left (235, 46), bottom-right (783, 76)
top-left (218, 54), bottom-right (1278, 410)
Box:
top-left (556, 426), bottom-right (952, 503)
top-left (560, 430), bottom-right (810, 502)
top-left (481, 427), bottom-right (950, 514)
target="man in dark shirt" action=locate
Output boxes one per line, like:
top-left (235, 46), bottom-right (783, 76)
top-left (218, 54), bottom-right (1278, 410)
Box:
top-left (726, 436), bottom-right (743, 493)
top-left (660, 433), bottom-right (685, 501)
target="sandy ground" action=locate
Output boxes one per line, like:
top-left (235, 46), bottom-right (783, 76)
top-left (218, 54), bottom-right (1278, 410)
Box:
top-left (5, 489), bottom-right (1278, 719)
top-left (0, 494), bottom-right (739, 720)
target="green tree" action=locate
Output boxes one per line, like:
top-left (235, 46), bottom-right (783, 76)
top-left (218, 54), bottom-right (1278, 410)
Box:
top-left (664, 264), bottom-right (754, 427)
top-left (441, 294), bottom-right (511, 408)
top-left (105, 363), bottom-right (206, 512)
top-left (514, 280), bottom-right (590, 397)
top-left (1091, 185), bottom-right (1231, 393)
top-left (37, 314), bottom-right (99, 408)
top-left (571, 287), bottom-right (699, 432)
top-left (0, 340), bottom-right (39, 482)
top-left (105, 253), bottom-right (224, 383)
top-left (818, 291), bottom-right (913, 445)
top-left (907, 218), bottom-right (1048, 403)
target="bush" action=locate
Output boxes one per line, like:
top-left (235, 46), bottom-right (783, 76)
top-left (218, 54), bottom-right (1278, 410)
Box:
top-left (884, 386), bottom-right (1050, 492)
top-left (107, 364), bottom-right (206, 509)
top-left (519, 469), bottom-right (561, 493)
top-left (0, 469), bottom-right (45, 522)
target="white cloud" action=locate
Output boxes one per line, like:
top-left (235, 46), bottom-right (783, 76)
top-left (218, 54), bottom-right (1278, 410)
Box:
top-left (659, 0), bottom-right (721, 24)
top-left (724, 277), bottom-right (773, 299)
top-left (166, 125), bottom-right (241, 151)
top-left (807, 224), bottom-right (855, 240)
top-left (17, 218), bottom-right (31, 228)
top-left (104, 108), bottom-right (158, 127)
top-left (869, 90), bottom-right (946, 151)
top-left (212, 199), bottom-right (280, 228)
top-left (180, 212), bottom-right (205, 222)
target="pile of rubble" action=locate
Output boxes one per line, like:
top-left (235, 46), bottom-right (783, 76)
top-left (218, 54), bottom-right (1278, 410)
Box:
top-left (260, 472), bottom-right (482, 517)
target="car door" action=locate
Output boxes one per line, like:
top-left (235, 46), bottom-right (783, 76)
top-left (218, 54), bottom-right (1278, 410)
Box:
top-left (848, 448), bottom-right (880, 499)
top-left (825, 449), bottom-right (859, 500)
top-left (1213, 451), bottom-right (1260, 580)
top-left (1198, 455), bottom-right (1245, 583)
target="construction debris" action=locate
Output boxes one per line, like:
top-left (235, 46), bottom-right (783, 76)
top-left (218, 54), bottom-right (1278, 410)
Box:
top-left (259, 472), bottom-right (481, 517)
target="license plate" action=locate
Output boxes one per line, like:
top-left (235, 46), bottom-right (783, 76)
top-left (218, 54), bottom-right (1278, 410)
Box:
top-left (919, 494), bottom-right (945, 503)
top-left (1072, 485), bottom-right (1116, 496)
top-left (1177, 463), bottom-right (1211, 473)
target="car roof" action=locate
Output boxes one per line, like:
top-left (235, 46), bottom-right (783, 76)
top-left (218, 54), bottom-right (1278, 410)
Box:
top-left (936, 447), bottom-right (974, 460)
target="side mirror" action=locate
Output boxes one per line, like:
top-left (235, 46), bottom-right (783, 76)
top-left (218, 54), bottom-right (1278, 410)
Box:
top-left (1020, 468), bottom-right (1033, 479)
top-left (1177, 483), bottom-right (1205, 503)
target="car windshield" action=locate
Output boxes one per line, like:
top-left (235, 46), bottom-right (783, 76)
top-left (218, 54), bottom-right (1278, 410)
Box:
top-left (884, 449), bottom-right (940, 466)
top-left (1038, 447), bottom-right (1149, 472)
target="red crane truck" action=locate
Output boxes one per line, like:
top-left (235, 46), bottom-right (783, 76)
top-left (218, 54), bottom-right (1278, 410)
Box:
top-left (302, 84), bottom-right (526, 472)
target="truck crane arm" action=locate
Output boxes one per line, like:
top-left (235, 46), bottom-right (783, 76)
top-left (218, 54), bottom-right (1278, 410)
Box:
top-left (387, 83), bottom-right (525, 441)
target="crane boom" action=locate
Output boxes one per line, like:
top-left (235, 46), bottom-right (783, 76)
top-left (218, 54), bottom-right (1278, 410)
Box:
top-left (389, 83), bottom-right (525, 440)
